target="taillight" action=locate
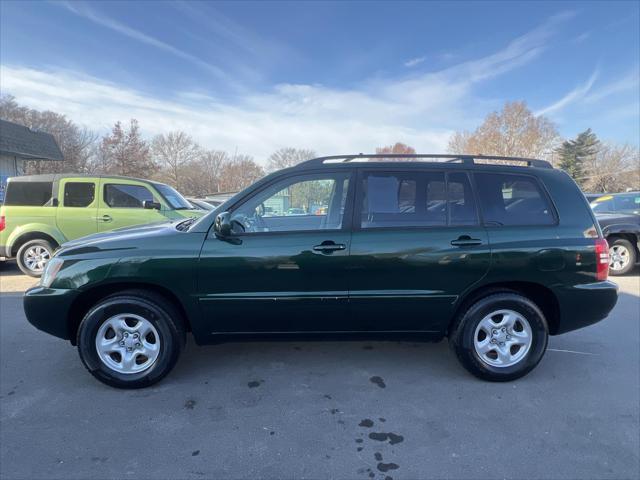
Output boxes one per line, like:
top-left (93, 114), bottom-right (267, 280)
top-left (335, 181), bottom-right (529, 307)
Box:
top-left (595, 238), bottom-right (609, 281)
top-left (0, 215), bottom-right (5, 232)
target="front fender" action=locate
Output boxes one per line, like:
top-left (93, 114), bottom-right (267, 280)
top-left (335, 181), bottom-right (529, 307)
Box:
top-left (7, 223), bottom-right (67, 256)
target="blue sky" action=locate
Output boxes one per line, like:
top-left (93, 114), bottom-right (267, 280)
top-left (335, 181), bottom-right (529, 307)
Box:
top-left (1, 0), bottom-right (638, 161)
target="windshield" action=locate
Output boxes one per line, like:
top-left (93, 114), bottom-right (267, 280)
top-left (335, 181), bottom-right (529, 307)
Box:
top-left (155, 184), bottom-right (193, 210)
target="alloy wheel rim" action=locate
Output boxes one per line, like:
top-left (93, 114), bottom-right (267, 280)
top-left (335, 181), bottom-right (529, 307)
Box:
top-left (24, 246), bottom-right (51, 273)
top-left (95, 314), bottom-right (161, 374)
top-left (473, 309), bottom-right (533, 368)
top-left (609, 245), bottom-right (630, 271)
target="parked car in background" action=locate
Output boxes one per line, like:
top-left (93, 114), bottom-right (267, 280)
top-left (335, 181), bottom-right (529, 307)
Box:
top-left (23, 154), bottom-right (617, 388)
top-left (584, 193), bottom-right (606, 203)
top-left (187, 198), bottom-right (216, 211)
top-left (590, 192), bottom-right (640, 215)
top-left (0, 174), bottom-right (203, 276)
top-left (596, 212), bottom-right (640, 275)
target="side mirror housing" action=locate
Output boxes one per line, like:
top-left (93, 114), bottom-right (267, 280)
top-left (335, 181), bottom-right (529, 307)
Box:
top-left (143, 200), bottom-right (161, 210)
top-left (214, 211), bottom-right (232, 237)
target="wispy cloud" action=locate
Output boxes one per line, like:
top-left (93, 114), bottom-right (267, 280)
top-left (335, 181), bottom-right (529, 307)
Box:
top-left (56, 1), bottom-right (232, 84)
top-left (404, 56), bottom-right (426, 68)
top-left (583, 67), bottom-right (640, 104)
top-left (0, 12), bottom-right (580, 160)
top-left (535, 69), bottom-right (599, 116)
top-left (572, 31), bottom-right (591, 44)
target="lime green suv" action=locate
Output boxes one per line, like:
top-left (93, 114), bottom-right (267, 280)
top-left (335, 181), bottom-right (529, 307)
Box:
top-left (0, 174), bottom-right (204, 276)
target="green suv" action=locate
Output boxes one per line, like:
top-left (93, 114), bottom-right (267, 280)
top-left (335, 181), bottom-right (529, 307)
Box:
top-left (23, 154), bottom-right (618, 388)
top-left (0, 174), bottom-right (203, 276)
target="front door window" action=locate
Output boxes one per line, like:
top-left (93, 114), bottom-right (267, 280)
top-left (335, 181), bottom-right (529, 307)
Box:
top-left (229, 173), bottom-right (350, 234)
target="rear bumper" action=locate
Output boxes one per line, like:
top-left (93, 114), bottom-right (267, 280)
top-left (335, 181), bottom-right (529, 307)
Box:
top-left (554, 280), bottom-right (619, 334)
top-left (23, 286), bottom-right (79, 340)
top-left (0, 245), bottom-right (8, 258)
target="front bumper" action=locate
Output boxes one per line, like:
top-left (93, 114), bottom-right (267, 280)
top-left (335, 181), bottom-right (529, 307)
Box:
top-left (23, 286), bottom-right (79, 340)
top-left (554, 280), bottom-right (619, 334)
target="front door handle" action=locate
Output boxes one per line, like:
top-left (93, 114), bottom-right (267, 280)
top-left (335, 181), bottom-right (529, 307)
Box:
top-left (451, 235), bottom-right (482, 247)
top-left (313, 242), bottom-right (346, 253)
top-left (99, 215), bottom-right (113, 223)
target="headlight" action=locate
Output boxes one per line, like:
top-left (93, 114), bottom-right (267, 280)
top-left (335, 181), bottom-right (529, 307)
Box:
top-left (40, 258), bottom-right (64, 288)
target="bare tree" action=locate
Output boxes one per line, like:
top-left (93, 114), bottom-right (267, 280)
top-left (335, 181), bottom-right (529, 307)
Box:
top-left (176, 150), bottom-right (230, 197)
top-left (152, 131), bottom-right (201, 192)
top-left (1, 95), bottom-right (98, 174)
top-left (581, 143), bottom-right (640, 193)
top-left (99, 120), bottom-right (156, 178)
top-left (376, 142), bottom-right (417, 155)
top-left (266, 147), bottom-right (316, 172)
top-left (447, 101), bottom-right (560, 161)
top-left (218, 155), bottom-right (265, 192)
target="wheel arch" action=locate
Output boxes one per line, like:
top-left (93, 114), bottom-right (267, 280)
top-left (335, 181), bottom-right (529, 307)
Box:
top-left (67, 281), bottom-right (192, 345)
top-left (606, 232), bottom-right (639, 254)
top-left (451, 281), bottom-right (561, 335)
top-left (9, 229), bottom-right (62, 257)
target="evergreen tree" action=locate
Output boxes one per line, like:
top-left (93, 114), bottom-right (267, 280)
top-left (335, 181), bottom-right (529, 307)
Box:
top-left (556, 128), bottom-right (600, 186)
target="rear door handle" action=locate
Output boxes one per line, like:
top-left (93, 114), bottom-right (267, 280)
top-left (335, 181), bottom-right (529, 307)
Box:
top-left (99, 215), bottom-right (112, 223)
top-left (451, 235), bottom-right (482, 247)
top-left (313, 242), bottom-right (346, 253)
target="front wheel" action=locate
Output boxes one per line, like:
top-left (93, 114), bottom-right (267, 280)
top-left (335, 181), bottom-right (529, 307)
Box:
top-left (16, 239), bottom-right (54, 277)
top-left (449, 293), bottom-right (549, 381)
top-left (77, 290), bottom-right (186, 388)
top-left (608, 238), bottom-right (636, 276)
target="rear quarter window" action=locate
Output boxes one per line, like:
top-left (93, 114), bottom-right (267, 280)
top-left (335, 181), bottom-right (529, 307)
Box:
top-left (3, 181), bottom-right (53, 206)
top-left (475, 173), bottom-right (555, 226)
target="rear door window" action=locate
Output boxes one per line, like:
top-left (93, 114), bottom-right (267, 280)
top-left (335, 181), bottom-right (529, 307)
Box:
top-left (63, 182), bottom-right (95, 207)
top-left (359, 171), bottom-right (478, 228)
top-left (3, 181), bottom-right (53, 206)
top-left (104, 184), bottom-right (155, 208)
top-left (475, 173), bottom-right (555, 226)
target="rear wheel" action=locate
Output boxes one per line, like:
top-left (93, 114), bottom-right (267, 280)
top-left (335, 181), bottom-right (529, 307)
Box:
top-left (449, 293), bottom-right (549, 381)
top-left (608, 238), bottom-right (636, 275)
top-left (77, 290), bottom-right (186, 388)
top-left (16, 239), bottom-right (54, 277)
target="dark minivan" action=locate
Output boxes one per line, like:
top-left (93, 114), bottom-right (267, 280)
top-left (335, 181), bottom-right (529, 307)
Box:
top-left (23, 154), bottom-right (618, 388)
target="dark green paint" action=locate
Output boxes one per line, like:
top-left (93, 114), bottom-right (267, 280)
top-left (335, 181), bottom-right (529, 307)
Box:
top-left (24, 162), bottom-right (618, 343)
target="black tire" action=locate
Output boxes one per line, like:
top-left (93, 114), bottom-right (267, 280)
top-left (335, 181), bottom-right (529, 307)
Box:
top-left (16, 239), bottom-right (55, 277)
top-left (77, 290), bottom-right (186, 389)
top-left (449, 293), bottom-right (549, 382)
top-left (608, 237), bottom-right (636, 276)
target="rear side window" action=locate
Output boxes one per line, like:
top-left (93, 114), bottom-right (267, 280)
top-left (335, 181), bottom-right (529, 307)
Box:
top-left (64, 182), bottom-right (95, 207)
top-left (359, 171), bottom-right (477, 228)
top-left (104, 184), bottom-right (155, 208)
top-left (3, 181), bottom-right (53, 206)
top-left (614, 194), bottom-right (640, 212)
top-left (475, 173), bottom-right (555, 226)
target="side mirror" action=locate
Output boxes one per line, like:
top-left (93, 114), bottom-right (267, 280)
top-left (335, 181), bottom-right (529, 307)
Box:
top-left (143, 200), bottom-right (161, 210)
top-left (214, 211), bottom-right (232, 237)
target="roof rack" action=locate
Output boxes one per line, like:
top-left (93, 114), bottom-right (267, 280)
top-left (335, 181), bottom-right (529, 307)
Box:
top-left (298, 153), bottom-right (552, 169)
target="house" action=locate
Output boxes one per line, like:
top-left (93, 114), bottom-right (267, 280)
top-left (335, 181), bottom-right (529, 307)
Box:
top-left (0, 119), bottom-right (64, 201)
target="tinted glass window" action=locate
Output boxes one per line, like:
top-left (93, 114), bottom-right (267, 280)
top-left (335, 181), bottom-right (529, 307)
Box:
top-left (64, 182), bottom-right (95, 207)
top-left (448, 172), bottom-right (478, 225)
top-left (361, 171), bottom-right (480, 228)
top-left (3, 181), bottom-right (53, 206)
top-left (230, 173), bottom-right (350, 233)
top-left (475, 173), bottom-right (554, 226)
top-left (614, 193), bottom-right (640, 212)
top-left (590, 197), bottom-right (614, 213)
top-left (104, 184), bottom-right (155, 208)
top-left (154, 184), bottom-right (192, 210)
top-left (361, 172), bottom-right (447, 228)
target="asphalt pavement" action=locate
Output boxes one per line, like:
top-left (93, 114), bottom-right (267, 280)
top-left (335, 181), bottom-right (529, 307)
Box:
top-left (1, 261), bottom-right (638, 480)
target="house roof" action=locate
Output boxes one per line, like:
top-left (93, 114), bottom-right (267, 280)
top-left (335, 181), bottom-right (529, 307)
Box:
top-left (0, 119), bottom-right (64, 161)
